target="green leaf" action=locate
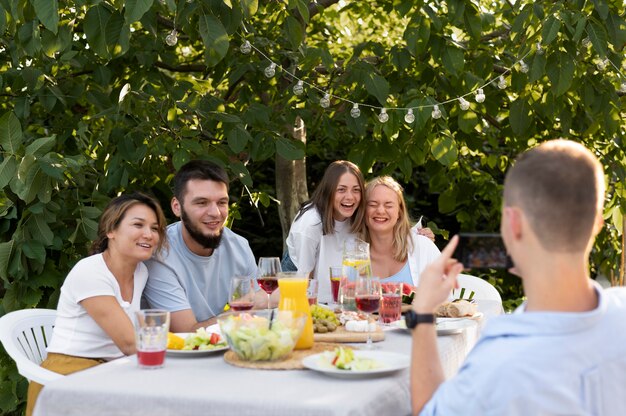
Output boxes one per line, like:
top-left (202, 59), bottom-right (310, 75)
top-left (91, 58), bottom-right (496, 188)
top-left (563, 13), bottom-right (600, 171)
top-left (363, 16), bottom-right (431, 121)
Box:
top-left (81, 217), bottom-right (99, 241)
top-left (240, 0), bottom-right (258, 18)
top-left (364, 73), bottom-right (389, 106)
top-left (586, 19), bottom-right (608, 57)
top-left (510, 98), bottom-right (532, 136)
top-left (430, 136), bottom-right (458, 166)
top-left (0, 156), bottom-right (16, 188)
top-left (463, 11), bottom-right (482, 40)
top-left (124, 0), bottom-right (153, 24)
top-left (438, 187), bottom-right (458, 214)
top-left (25, 135), bottom-right (56, 157)
top-left (84, 4), bottom-right (113, 59)
top-left (227, 125), bottom-right (252, 153)
top-left (0, 240), bottom-right (14, 283)
top-left (33, 0), bottom-right (58, 34)
top-left (546, 51), bottom-right (575, 96)
top-left (199, 14), bottom-right (229, 67)
top-left (16, 155), bottom-right (43, 204)
top-left (441, 45), bottom-right (464, 76)
top-left (0, 112), bottom-right (23, 155)
top-left (458, 111), bottom-right (478, 133)
top-left (22, 240), bottom-right (46, 263)
top-left (275, 137), bottom-right (304, 160)
top-left (592, 0), bottom-right (609, 20)
top-left (529, 53), bottom-right (546, 83)
top-left (230, 161), bottom-right (252, 187)
top-left (403, 16), bottom-right (430, 56)
top-left (285, 16), bottom-right (303, 50)
top-left (29, 214), bottom-right (54, 246)
top-left (294, 0), bottom-right (309, 24)
top-left (541, 15), bottom-right (561, 45)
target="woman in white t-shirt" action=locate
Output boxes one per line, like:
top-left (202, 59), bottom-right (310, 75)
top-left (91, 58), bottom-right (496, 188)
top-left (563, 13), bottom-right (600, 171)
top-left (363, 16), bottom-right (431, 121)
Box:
top-left (283, 161), bottom-right (367, 303)
top-left (26, 193), bottom-right (167, 416)
top-left (364, 176), bottom-right (440, 288)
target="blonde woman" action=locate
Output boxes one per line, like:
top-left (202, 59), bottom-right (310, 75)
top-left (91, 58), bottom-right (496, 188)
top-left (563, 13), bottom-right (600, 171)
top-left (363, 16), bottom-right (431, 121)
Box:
top-left (364, 176), bottom-right (440, 285)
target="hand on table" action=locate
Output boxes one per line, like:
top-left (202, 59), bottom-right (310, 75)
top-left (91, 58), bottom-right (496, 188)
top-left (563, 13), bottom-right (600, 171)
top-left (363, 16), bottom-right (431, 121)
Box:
top-left (412, 235), bottom-right (463, 313)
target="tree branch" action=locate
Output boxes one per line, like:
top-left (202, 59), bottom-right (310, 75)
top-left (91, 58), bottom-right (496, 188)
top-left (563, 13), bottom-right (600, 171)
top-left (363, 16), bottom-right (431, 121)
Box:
top-left (155, 61), bottom-right (206, 73)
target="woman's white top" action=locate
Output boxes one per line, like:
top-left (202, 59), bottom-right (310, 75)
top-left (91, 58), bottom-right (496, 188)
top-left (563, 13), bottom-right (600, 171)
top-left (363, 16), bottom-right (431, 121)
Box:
top-left (47, 253), bottom-right (148, 360)
top-left (285, 207), bottom-right (355, 303)
top-left (406, 227), bottom-right (442, 286)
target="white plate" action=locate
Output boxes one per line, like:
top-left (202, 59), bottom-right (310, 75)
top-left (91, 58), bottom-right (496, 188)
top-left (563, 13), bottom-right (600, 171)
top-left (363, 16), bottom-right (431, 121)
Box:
top-left (166, 333), bottom-right (229, 357)
top-left (393, 318), bottom-right (476, 336)
top-left (302, 351), bottom-right (409, 379)
top-left (436, 312), bottom-right (483, 323)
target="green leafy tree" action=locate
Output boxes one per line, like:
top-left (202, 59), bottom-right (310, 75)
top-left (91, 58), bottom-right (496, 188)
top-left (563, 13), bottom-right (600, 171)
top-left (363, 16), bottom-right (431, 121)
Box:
top-left (0, 0), bottom-right (625, 413)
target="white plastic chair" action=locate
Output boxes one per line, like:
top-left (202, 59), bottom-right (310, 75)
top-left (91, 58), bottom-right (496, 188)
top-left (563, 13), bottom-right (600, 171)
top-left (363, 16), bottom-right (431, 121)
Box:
top-left (0, 308), bottom-right (63, 384)
top-left (455, 274), bottom-right (503, 303)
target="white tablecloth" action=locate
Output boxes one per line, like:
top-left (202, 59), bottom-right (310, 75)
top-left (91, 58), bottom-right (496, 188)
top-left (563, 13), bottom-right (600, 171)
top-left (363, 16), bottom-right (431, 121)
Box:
top-left (34, 302), bottom-right (501, 416)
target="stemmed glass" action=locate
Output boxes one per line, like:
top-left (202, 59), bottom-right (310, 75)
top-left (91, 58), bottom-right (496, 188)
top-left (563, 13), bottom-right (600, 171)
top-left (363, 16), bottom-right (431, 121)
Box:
top-left (257, 257), bottom-right (281, 310)
top-left (229, 277), bottom-right (255, 311)
top-left (355, 275), bottom-right (381, 349)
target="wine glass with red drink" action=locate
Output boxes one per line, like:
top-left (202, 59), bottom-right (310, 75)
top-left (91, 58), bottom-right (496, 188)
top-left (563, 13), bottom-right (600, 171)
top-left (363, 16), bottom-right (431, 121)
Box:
top-left (229, 277), bottom-right (255, 311)
top-left (355, 275), bottom-right (381, 348)
top-left (257, 257), bottom-right (281, 309)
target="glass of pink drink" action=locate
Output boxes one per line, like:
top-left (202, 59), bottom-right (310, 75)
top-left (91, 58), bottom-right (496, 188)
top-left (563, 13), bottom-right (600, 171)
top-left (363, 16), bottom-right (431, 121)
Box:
top-left (329, 266), bottom-right (343, 304)
top-left (135, 310), bottom-right (170, 369)
top-left (230, 277), bottom-right (255, 311)
top-left (354, 276), bottom-right (381, 349)
top-left (380, 282), bottom-right (403, 324)
top-left (257, 257), bottom-right (281, 309)
top-left (307, 278), bottom-right (319, 306)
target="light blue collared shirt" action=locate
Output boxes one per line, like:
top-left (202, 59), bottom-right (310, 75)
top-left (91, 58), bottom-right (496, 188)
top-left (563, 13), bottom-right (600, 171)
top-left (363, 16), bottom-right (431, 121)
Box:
top-left (421, 281), bottom-right (626, 415)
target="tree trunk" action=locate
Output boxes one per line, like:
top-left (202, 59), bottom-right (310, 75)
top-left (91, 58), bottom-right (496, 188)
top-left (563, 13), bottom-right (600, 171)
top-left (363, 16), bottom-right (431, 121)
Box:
top-left (276, 116), bottom-right (309, 250)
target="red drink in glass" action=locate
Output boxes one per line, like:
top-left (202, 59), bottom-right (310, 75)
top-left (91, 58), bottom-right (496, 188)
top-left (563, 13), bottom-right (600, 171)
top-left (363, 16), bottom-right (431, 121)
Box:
top-left (380, 293), bottom-right (402, 323)
top-left (230, 301), bottom-right (254, 311)
top-left (330, 278), bottom-right (341, 303)
top-left (257, 277), bottom-right (278, 294)
top-left (137, 349), bottom-right (166, 368)
top-left (308, 296), bottom-right (317, 306)
top-left (355, 295), bottom-right (380, 313)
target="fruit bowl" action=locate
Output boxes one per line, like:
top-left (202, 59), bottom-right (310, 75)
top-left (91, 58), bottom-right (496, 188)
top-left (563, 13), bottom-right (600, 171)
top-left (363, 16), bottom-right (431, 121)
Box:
top-left (217, 310), bottom-right (306, 361)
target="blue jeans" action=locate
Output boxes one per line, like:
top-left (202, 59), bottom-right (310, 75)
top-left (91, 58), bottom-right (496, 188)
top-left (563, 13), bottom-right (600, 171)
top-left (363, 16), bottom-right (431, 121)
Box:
top-left (281, 251), bottom-right (297, 272)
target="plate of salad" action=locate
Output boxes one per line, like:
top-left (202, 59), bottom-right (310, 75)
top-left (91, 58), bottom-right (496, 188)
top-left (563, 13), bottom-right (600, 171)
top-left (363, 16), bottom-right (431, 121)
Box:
top-left (302, 347), bottom-right (409, 379)
top-left (166, 328), bottom-right (229, 357)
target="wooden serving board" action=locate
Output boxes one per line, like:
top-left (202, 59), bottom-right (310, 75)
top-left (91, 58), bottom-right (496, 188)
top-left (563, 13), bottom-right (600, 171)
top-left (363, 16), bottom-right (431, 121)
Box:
top-left (313, 325), bottom-right (385, 343)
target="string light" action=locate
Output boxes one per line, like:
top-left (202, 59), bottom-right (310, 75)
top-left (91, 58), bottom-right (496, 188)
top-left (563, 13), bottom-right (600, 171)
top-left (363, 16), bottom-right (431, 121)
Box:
top-left (497, 76), bottom-right (507, 90)
top-left (519, 60), bottom-right (529, 73)
top-left (320, 93), bottom-right (331, 108)
top-left (293, 80), bottom-right (304, 95)
top-left (475, 89), bottom-right (486, 103)
top-left (264, 63), bottom-right (276, 78)
top-left (431, 105), bottom-right (442, 119)
top-left (620, 82), bottom-right (626, 93)
top-left (582, 37), bottom-right (591, 48)
top-left (240, 40), bottom-right (252, 54)
top-left (597, 59), bottom-right (608, 71)
top-left (404, 109), bottom-right (415, 124)
top-left (458, 97), bottom-right (470, 110)
top-left (165, 29), bottom-right (178, 46)
top-left (378, 108), bottom-right (389, 123)
top-left (536, 42), bottom-right (544, 55)
top-left (350, 103), bottom-right (361, 118)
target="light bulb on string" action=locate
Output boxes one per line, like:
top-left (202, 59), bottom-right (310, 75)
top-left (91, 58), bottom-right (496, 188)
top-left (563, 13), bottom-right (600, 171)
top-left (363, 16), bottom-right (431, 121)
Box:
top-left (581, 37), bottom-right (591, 48)
top-left (264, 63), bottom-right (277, 78)
top-left (293, 80), bottom-right (304, 96)
top-left (378, 108), bottom-right (389, 123)
top-left (165, 29), bottom-right (178, 46)
top-left (475, 88), bottom-right (485, 103)
top-left (404, 109), bottom-right (415, 124)
top-left (240, 40), bottom-right (252, 54)
top-left (350, 103), bottom-right (361, 118)
top-left (536, 42), bottom-right (544, 55)
top-left (320, 93), bottom-right (331, 108)
top-left (498, 76), bottom-right (507, 90)
top-left (431, 105), bottom-right (442, 119)
top-left (597, 59), bottom-right (608, 71)
top-left (458, 97), bottom-right (470, 110)
top-left (620, 82), bottom-right (626, 93)
top-left (519, 60), bottom-right (529, 73)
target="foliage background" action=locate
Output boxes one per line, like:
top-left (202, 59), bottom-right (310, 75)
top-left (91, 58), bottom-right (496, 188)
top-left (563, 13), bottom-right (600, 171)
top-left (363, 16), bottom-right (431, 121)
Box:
top-left (0, 0), bottom-right (625, 413)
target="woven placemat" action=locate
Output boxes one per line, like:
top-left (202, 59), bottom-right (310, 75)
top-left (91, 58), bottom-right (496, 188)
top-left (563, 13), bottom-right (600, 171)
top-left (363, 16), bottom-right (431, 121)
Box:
top-left (223, 342), bottom-right (348, 370)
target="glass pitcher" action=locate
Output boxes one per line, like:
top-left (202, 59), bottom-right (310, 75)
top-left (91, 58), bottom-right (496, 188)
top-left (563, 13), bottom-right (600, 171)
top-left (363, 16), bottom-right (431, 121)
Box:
top-left (277, 272), bottom-right (314, 350)
top-left (340, 238), bottom-right (372, 311)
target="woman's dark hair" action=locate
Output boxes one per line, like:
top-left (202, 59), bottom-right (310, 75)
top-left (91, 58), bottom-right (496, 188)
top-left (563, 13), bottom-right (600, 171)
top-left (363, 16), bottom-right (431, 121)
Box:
top-left (90, 192), bottom-right (168, 255)
top-left (172, 160), bottom-right (229, 203)
top-left (295, 160), bottom-right (366, 235)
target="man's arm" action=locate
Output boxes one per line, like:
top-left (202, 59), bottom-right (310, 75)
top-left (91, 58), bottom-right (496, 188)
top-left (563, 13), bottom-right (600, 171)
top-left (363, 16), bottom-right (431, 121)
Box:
top-left (411, 236), bottom-right (463, 415)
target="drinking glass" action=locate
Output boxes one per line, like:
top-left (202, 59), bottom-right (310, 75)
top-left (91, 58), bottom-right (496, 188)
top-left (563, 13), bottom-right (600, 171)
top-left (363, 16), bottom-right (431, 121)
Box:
top-left (135, 309), bottom-right (170, 369)
top-left (229, 277), bottom-right (255, 311)
top-left (307, 278), bottom-right (319, 306)
top-left (257, 257), bottom-right (281, 309)
top-left (338, 275), bottom-right (356, 312)
top-left (342, 238), bottom-right (371, 280)
top-left (329, 266), bottom-right (343, 304)
top-left (355, 276), bottom-right (381, 348)
top-left (380, 282), bottom-right (402, 324)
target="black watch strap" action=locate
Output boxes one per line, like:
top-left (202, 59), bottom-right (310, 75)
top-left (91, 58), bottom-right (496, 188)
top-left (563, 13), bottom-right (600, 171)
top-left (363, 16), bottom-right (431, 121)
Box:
top-left (405, 310), bottom-right (435, 329)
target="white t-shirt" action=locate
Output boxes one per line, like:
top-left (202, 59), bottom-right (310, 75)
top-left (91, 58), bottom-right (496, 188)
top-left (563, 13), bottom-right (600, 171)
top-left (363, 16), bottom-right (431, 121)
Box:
top-left (285, 207), bottom-right (355, 303)
top-left (47, 254), bottom-right (148, 360)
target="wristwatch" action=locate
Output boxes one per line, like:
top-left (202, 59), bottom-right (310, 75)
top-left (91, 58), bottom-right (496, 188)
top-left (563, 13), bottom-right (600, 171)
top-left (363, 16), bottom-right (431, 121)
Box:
top-left (404, 310), bottom-right (435, 329)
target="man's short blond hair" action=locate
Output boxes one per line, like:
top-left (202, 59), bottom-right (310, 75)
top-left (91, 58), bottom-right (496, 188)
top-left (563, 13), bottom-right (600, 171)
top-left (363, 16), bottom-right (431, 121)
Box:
top-left (503, 140), bottom-right (605, 252)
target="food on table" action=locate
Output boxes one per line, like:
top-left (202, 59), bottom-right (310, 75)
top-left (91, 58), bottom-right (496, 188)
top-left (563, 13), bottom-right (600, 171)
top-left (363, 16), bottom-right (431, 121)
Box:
top-left (338, 311), bottom-right (377, 332)
top-left (182, 328), bottom-right (228, 351)
top-left (401, 283), bottom-right (417, 304)
top-left (310, 304), bottom-right (339, 333)
top-left (320, 347), bottom-right (382, 371)
top-left (435, 299), bottom-right (478, 318)
top-left (167, 332), bottom-right (185, 350)
top-left (218, 311), bottom-right (306, 361)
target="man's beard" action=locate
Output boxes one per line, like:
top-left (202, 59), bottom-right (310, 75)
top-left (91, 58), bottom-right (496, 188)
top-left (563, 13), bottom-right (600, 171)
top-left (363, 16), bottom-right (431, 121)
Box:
top-left (180, 206), bottom-right (223, 250)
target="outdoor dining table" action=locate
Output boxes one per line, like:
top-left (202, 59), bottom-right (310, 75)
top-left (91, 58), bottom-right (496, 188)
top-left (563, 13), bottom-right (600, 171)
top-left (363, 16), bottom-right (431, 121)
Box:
top-left (33, 301), bottom-right (502, 416)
